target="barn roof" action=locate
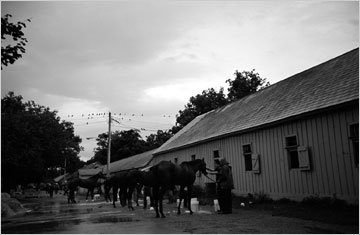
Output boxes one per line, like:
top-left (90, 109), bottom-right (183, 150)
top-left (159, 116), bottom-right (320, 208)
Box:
top-left (78, 168), bottom-right (102, 179)
top-left (82, 161), bottom-right (103, 169)
top-left (155, 48), bottom-right (359, 155)
top-left (108, 148), bottom-right (157, 174)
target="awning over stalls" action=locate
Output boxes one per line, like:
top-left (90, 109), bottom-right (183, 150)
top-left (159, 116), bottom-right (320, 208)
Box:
top-left (53, 174), bottom-right (68, 183)
top-left (78, 168), bottom-right (103, 179)
top-left (108, 148), bottom-right (158, 174)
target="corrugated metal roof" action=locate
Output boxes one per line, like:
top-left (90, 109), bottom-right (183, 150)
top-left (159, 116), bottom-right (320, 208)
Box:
top-left (108, 148), bottom-right (157, 174)
top-left (155, 48), bottom-right (359, 155)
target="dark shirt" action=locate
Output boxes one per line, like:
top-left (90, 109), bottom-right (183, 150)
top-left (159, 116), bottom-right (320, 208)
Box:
top-left (217, 164), bottom-right (234, 190)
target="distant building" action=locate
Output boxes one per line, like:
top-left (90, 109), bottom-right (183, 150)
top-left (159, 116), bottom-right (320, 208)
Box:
top-left (153, 48), bottom-right (359, 203)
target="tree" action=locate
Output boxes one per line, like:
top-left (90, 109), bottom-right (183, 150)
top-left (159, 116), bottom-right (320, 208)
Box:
top-left (1, 92), bottom-right (84, 191)
top-left (226, 69), bottom-right (269, 102)
top-left (172, 70), bottom-right (269, 134)
top-left (145, 130), bottom-right (173, 148)
top-left (174, 87), bottom-right (228, 132)
top-left (90, 129), bottom-right (149, 165)
top-left (1, 14), bottom-right (31, 69)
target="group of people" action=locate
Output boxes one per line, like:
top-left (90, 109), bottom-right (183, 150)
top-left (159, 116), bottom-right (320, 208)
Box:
top-left (207, 157), bottom-right (234, 214)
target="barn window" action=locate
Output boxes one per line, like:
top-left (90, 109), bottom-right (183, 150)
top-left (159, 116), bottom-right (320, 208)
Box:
top-left (243, 144), bottom-right (260, 173)
top-left (191, 154), bottom-right (196, 161)
top-left (213, 150), bottom-right (220, 159)
top-left (243, 144), bottom-right (253, 171)
top-left (349, 123), bottom-right (359, 167)
top-left (285, 135), bottom-right (311, 170)
top-left (286, 136), bottom-right (299, 169)
top-left (174, 158), bottom-right (178, 164)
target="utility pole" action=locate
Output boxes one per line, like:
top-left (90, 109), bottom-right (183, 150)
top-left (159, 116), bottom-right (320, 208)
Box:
top-left (107, 112), bottom-right (111, 178)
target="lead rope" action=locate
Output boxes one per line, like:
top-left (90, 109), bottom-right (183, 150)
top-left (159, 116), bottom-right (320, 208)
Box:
top-left (204, 173), bottom-right (217, 183)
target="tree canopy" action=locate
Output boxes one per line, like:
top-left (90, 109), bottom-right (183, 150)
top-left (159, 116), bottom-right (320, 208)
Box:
top-left (88, 129), bottom-right (172, 165)
top-left (1, 14), bottom-right (31, 69)
top-left (1, 92), bottom-right (84, 191)
top-left (226, 69), bottom-right (269, 102)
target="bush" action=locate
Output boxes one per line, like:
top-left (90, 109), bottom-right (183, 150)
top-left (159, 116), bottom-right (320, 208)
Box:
top-left (302, 195), bottom-right (348, 209)
top-left (253, 192), bottom-right (273, 204)
top-left (276, 198), bottom-right (292, 204)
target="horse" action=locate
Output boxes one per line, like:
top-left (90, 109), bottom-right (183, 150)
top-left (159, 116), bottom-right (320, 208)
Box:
top-left (133, 184), bottom-right (154, 209)
top-left (67, 171), bottom-right (106, 203)
top-left (149, 158), bottom-right (208, 218)
top-left (104, 169), bottom-right (142, 210)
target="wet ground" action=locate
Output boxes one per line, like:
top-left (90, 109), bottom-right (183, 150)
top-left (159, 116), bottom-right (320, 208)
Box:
top-left (1, 193), bottom-right (186, 234)
top-left (2, 192), bottom-right (358, 234)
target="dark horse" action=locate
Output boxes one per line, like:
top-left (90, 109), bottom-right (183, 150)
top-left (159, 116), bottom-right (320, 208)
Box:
top-left (104, 169), bottom-right (142, 210)
top-left (67, 171), bottom-right (106, 203)
top-left (149, 158), bottom-right (207, 218)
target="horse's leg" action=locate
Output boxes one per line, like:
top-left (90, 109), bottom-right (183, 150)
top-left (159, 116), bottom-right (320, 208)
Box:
top-left (91, 188), bottom-right (95, 201)
top-left (153, 186), bottom-right (160, 218)
top-left (70, 189), bottom-right (76, 203)
top-left (104, 184), bottom-right (110, 202)
top-left (67, 190), bottom-right (71, 203)
top-left (112, 186), bottom-right (118, 208)
top-left (150, 187), bottom-right (154, 208)
top-left (159, 186), bottom-right (167, 218)
top-left (120, 187), bottom-right (126, 207)
top-left (143, 187), bottom-right (148, 209)
top-left (98, 186), bottom-right (102, 195)
top-left (127, 187), bottom-right (134, 211)
top-left (177, 186), bottom-right (185, 215)
top-left (135, 185), bottom-right (141, 207)
top-left (106, 186), bottom-right (112, 202)
top-left (187, 184), bottom-right (193, 215)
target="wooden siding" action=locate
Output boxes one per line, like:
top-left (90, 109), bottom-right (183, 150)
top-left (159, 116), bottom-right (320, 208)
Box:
top-left (153, 105), bottom-right (359, 203)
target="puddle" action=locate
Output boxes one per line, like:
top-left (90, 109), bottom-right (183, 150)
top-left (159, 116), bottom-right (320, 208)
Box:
top-left (92, 216), bottom-right (137, 223)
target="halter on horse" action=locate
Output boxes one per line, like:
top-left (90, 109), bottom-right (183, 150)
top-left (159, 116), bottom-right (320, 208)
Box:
top-left (149, 158), bottom-right (208, 218)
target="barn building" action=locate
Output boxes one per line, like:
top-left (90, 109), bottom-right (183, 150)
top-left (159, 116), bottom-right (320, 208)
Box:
top-left (152, 48), bottom-right (359, 203)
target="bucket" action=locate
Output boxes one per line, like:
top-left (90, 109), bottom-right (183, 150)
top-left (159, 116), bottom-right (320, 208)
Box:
top-left (214, 199), bottom-right (220, 212)
top-left (190, 200), bottom-right (199, 212)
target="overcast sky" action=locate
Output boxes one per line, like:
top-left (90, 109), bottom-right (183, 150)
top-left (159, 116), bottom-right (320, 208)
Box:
top-left (1, 1), bottom-right (359, 162)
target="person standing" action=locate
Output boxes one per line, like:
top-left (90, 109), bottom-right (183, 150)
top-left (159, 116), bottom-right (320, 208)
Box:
top-left (217, 157), bottom-right (234, 214)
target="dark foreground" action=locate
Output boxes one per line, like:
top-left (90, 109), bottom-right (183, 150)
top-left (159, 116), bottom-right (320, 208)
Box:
top-left (1, 193), bottom-right (358, 234)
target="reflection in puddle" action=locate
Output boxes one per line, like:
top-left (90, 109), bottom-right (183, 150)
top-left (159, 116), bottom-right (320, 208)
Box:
top-left (92, 216), bottom-right (138, 223)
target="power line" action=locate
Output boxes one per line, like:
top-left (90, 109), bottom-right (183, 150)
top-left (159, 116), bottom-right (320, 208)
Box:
top-left (62, 111), bottom-right (176, 121)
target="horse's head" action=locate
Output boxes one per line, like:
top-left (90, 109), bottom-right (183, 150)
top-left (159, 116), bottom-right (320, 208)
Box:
top-left (199, 158), bottom-right (208, 176)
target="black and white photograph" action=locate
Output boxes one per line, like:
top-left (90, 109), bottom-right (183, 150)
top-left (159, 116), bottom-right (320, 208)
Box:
top-left (1, 0), bottom-right (359, 234)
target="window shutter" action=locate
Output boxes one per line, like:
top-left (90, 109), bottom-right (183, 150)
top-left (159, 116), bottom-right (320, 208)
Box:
top-left (298, 146), bottom-right (310, 170)
top-left (251, 153), bottom-right (260, 174)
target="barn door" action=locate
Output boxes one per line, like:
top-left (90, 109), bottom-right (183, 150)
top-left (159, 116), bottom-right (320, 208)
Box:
top-left (251, 153), bottom-right (260, 174)
top-left (297, 146), bottom-right (311, 171)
